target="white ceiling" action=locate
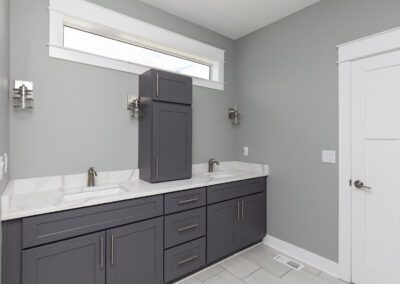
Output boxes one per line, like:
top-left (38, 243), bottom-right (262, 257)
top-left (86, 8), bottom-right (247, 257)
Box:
top-left (139, 0), bottom-right (320, 39)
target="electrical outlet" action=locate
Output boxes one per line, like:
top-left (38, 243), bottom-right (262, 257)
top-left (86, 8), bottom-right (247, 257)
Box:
top-left (243, 146), bottom-right (249, 156)
top-left (322, 150), bottom-right (336, 164)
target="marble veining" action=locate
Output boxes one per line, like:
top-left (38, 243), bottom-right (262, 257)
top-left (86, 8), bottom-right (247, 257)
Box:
top-left (1, 161), bottom-right (269, 221)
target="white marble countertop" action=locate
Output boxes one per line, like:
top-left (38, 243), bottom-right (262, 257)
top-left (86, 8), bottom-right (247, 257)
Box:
top-left (1, 161), bottom-right (269, 221)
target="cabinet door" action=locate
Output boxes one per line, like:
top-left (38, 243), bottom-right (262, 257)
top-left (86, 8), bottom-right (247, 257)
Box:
top-left (152, 69), bottom-right (192, 105)
top-left (153, 102), bottom-right (192, 182)
top-left (107, 217), bottom-right (163, 284)
top-left (238, 193), bottom-right (266, 248)
top-left (22, 232), bottom-right (105, 284)
top-left (207, 199), bottom-right (240, 264)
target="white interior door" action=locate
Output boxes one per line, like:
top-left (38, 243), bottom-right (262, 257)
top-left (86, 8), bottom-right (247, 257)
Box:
top-left (352, 50), bottom-right (400, 284)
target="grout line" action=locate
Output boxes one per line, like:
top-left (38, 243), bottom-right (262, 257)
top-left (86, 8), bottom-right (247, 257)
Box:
top-left (195, 265), bottom-right (226, 282)
top-left (243, 268), bottom-right (262, 280)
top-left (279, 269), bottom-right (293, 279)
top-left (178, 242), bottom-right (262, 283)
top-left (183, 243), bottom-right (333, 283)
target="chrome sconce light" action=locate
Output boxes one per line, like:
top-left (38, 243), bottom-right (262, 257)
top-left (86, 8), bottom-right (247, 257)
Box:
top-left (127, 95), bottom-right (143, 118)
top-left (228, 106), bottom-right (240, 125)
top-left (13, 80), bottom-right (34, 109)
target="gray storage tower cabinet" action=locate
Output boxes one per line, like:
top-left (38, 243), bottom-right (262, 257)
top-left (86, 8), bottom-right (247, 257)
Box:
top-left (139, 69), bottom-right (193, 183)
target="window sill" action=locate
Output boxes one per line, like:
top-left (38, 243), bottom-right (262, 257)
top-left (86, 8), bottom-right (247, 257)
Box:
top-left (49, 45), bottom-right (225, 91)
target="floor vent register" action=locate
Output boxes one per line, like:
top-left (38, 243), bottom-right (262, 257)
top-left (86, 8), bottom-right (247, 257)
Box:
top-left (273, 254), bottom-right (304, 270)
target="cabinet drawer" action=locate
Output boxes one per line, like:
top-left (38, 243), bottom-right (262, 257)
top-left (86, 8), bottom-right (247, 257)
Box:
top-left (164, 188), bottom-right (206, 214)
top-left (164, 237), bottom-right (206, 283)
top-left (164, 207), bottom-right (206, 249)
top-left (207, 178), bottom-right (265, 204)
top-left (22, 195), bottom-right (163, 248)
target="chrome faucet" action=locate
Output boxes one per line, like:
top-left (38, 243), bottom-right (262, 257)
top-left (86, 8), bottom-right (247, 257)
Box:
top-left (208, 158), bottom-right (220, 173)
top-left (87, 167), bottom-right (97, 187)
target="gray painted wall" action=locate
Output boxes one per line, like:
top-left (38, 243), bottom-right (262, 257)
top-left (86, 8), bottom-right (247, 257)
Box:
top-left (0, 0), bottom-right (9, 191)
top-left (235, 0), bottom-right (400, 261)
top-left (0, 0), bottom-right (9, 279)
top-left (9, 0), bottom-right (237, 179)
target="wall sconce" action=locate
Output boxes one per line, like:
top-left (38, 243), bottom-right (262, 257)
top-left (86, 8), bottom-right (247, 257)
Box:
top-left (228, 106), bottom-right (240, 125)
top-left (13, 80), bottom-right (34, 109)
top-left (127, 95), bottom-right (143, 118)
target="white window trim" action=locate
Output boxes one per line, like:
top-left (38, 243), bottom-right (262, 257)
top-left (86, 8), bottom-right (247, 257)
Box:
top-left (48, 0), bottom-right (225, 91)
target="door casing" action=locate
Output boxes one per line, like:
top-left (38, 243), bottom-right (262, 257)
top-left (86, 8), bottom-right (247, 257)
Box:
top-left (338, 26), bottom-right (400, 283)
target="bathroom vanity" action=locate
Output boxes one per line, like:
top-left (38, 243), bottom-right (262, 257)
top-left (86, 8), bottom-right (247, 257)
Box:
top-left (1, 162), bottom-right (268, 284)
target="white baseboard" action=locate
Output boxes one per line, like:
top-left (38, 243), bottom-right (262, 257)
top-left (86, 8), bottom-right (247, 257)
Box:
top-left (263, 235), bottom-right (339, 278)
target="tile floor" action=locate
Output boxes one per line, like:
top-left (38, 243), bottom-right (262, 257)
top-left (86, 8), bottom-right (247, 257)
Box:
top-left (177, 244), bottom-right (348, 284)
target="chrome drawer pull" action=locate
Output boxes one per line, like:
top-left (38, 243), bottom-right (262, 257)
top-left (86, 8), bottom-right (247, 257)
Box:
top-left (156, 72), bottom-right (160, 97)
top-left (241, 200), bottom-right (244, 221)
top-left (237, 202), bottom-right (240, 222)
top-left (177, 198), bottom-right (198, 205)
top-left (111, 234), bottom-right (115, 265)
top-left (178, 255), bottom-right (198, 265)
top-left (156, 157), bottom-right (159, 181)
top-left (177, 223), bottom-right (199, 232)
top-left (100, 237), bottom-right (104, 269)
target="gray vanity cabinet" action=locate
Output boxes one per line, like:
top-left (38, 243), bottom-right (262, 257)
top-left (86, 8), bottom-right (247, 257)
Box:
top-left (152, 102), bottom-right (192, 182)
top-left (22, 232), bottom-right (106, 284)
top-left (107, 217), bottom-right (164, 284)
top-left (238, 193), bottom-right (266, 248)
top-left (207, 179), bottom-right (266, 264)
top-left (21, 218), bottom-right (163, 284)
top-left (139, 69), bottom-right (193, 183)
top-left (207, 199), bottom-right (239, 263)
top-left (3, 178), bottom-right (266, 284)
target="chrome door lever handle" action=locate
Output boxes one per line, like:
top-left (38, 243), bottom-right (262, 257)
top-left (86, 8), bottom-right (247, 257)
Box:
top-left (100, 237), bottom-right (104, 269)
top-left (354, 180), bottom-right (372, 190)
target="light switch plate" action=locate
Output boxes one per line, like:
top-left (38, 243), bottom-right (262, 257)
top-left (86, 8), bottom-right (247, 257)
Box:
top-left (243, 146), bottom-right (249, 156)
top-left (322, 150), bottom-right (336, 164)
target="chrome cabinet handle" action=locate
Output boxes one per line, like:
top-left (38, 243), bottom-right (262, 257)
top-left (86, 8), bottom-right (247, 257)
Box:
top-left (178, 255), bottom-right (198, 265)
top-left (354, 180), bottom-right (372, 190)
top-left (100, 237), bottom-right (104, 269)
top-left (156, 157), bottom-right (159, 181)
top-left (111, 234), bottom-right (115, 265)
top-left (178, 223), bottom-right (199, 232)
top-left (237, 202), bottom-right (240, 222)
top-left (177, 198), bottom-right (198, 205)
top-left (156, 73), bottom-right (159, 97)
top-left (241, 201), bottom-right (244, 221)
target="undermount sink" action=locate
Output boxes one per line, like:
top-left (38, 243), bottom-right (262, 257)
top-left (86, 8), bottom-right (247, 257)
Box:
top-left (206, 171), bottom-right (236, 179)
top-left (63, 184), bottom-right (123, 201)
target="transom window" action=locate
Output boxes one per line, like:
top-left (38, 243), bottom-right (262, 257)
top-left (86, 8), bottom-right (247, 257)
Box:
top-left (63, 26), bottom-right (211, 80)
top-left (48, 0), bottom-right (225, 90)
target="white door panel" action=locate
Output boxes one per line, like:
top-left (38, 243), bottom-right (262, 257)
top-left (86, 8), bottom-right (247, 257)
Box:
top-left (352, 51), bottom-right (400, 284)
